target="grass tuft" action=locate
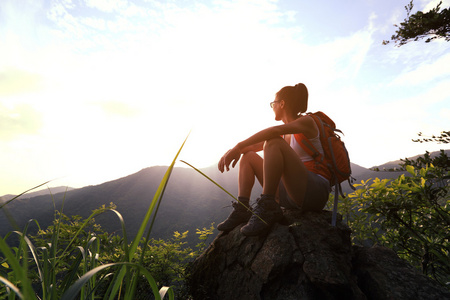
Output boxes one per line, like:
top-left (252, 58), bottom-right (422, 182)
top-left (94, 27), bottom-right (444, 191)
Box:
top-left (1, 135), bottom-right (191, 299)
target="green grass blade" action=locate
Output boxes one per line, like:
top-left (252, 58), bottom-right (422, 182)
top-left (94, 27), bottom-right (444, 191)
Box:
top-left (56, 208), bottom-right (122, 267)
top-left (60, 262), bottom-right (163, 300)
top-left (14, 228), bottom-right (31, 278)
top-left (0, 182), bottom-right (52, 233)
top-left (10, 228), bottom-right (43, 283)
top-left (159, 286), bottom-right (175, 300)
top-left (180, 160), bottom-right (267, 224)
top-left (107, 134), bottom-right (190, 300)
top-left (60, 247), bottom-right (85, 293)
top-left (87, 272), bottom-right (114, 299)
top-left (130, 133), bottom-right (189, 256)
top-left (0, 206), bottom-right (19, 233)
top-left (61, 263), bottom-right (118, 300)
top-left (39, 246), bottom-right (50, 297)
top-left (0, 181), bottom-right (52, 210)
top-left (180, 160), bottom-right (238, 201)
top-left (125, 273), bottom-right (139, 299)
top-left (140, 165), bottom-right (173, 263)
top-left (0, 237), bottom-right (35, 299)
top-left (8, 229), bottom-right (37, 298)
top-left (144, 173), bottom-right (170, 246)
top-left (106, 209), bottom-right (130, 261)
top-left (0, 276), bottom-right (24, 299)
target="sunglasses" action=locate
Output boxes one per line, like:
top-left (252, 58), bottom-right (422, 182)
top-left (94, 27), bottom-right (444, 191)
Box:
top-left (270, 100), bottom-right (281, 108)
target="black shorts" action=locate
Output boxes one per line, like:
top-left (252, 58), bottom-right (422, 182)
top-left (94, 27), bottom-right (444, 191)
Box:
top-left (278, 170), bottom-right (331, 211)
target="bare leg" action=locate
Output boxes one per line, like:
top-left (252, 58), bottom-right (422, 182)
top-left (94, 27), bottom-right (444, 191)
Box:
top-left (238, 151), bottom-right (263, 199)
top-left (217, 152), bottom-right (262, 232)
top-left (241, 137), bottom-right (309, 236)
top-left (262, 137), bottom-right (308, 205)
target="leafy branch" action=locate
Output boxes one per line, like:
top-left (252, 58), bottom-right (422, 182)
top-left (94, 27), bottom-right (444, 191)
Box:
top-left (412, 131), bottom-right (450, 144)
top-left (383, 0), bottom-right (450, 46)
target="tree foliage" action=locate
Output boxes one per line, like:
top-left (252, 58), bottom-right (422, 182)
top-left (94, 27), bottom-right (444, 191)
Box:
top-left (413, 131), bottom-right (450, 144)
top-left (345, 151), bottom-right (450, 286)
top-left (401, 149), bottom-right (450, 170)
top-left (383, 0), bottom-right (450, 46)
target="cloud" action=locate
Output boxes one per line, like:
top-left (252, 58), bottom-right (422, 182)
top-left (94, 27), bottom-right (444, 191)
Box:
top-left (1, 0), bottom-right (448, 194)
top-left (439, 107), bottom-right (450, 120)
top-left (390, 52), bottom-right (450, 86)
top-left (85, 0), bottom-right (128, 13)
top-left (0, 103), bottom-right (43, 140)
top-left (93, 100), bottom-right (140, 117)
top-left (0, 68), bottom-right (43, 96)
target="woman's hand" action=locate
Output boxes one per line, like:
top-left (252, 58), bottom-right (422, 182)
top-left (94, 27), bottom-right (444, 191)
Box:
top-left (218, 146), bottom-right (241, 173)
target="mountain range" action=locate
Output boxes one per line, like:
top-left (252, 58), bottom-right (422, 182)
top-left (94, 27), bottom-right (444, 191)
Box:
top-left (1, 150), bottom-right (448, 246)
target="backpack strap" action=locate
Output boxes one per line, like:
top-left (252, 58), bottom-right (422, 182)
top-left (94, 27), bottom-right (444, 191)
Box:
top-left (295, 113), bottom-right (349, 227)
top-left (293, 133), bottom-right (325, 163)
top-left (332, 178), bottom-right (340, 226)
top-left (295, 130), bottom-right (342, 227)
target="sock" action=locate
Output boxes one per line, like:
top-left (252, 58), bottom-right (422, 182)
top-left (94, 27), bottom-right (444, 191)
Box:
top-left (261, 194), bottom-right (276, 201)
top-left (237, 197), bottom-right (250, 206)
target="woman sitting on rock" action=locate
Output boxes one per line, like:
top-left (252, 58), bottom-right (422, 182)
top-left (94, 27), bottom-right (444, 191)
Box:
top-left (217, 83), bottom-right (331, 236)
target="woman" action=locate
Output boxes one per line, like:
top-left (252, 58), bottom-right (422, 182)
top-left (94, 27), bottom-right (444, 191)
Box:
top-left (217, 83), bottom-right (331, 236)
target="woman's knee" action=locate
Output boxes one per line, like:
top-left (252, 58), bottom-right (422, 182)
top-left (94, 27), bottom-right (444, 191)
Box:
top-left (263, 136), bottom-right (286, 151)
top-left (240, 151), bottom-right (260, 166)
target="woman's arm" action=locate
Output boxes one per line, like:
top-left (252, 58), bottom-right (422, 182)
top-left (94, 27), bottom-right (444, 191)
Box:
top-left (218, 142), bottom-right (264, 172)
top-left (218, 116), bottom-right (317, 172)
top-left (240, 142), bottom-right (264, 154)
top-left (236, 116), bottom-right (316, 151)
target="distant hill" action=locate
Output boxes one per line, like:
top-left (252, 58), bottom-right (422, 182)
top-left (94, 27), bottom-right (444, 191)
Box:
top-left (0, 166), bottom-right (255, 246)
top-left (1, 150), bottom-right (447, 246)
top-left (0, 186), bottom-right (74, 203)
top-left (369, 149), bottom-right (450, 170)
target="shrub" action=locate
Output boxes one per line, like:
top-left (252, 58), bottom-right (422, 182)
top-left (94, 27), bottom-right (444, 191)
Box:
top-left (346, 152), bottom-right (450, 286)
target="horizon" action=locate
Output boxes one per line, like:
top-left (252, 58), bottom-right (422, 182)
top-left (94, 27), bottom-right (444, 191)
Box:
top-left (1, 0), bottom-right (449, 195)
top-left (2, 148), bottom-right (449, 197)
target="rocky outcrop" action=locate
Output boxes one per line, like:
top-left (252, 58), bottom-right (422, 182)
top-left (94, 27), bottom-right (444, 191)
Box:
top-left (188, 210), bottom-right (450, 300)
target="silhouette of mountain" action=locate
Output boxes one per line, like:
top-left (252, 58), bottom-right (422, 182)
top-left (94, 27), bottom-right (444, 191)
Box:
top-left (0, 186), bottom-right (74, 203)
top-left (0, 165), bottom-right (259, 246)
top-left (370, 149), bottom-right (450, 170)
top-left (1, 151), bottom-right (447, 245)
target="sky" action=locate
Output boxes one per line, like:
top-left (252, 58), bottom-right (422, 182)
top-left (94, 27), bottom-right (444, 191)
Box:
top-left (1, 0), bottom-right (449, 196)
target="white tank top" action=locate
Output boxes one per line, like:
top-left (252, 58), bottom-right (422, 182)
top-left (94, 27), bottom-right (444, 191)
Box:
top-left (290, 132), bottom-right (324, 162)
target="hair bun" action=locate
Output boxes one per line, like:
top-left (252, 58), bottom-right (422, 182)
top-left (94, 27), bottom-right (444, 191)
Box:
top-left (294, 83), bottom-right (308, 113)
top-left (294, 83), bottom-right (306, 92)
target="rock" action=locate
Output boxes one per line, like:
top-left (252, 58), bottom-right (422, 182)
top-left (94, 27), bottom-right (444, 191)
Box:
top-left (353, 245), bottom-right (450, 300)
top-left (188, 210), bottom-right (450, 300)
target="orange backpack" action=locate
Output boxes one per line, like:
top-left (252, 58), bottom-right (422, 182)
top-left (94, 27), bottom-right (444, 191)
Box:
top-left (294, 111), bottom-right (355, 226)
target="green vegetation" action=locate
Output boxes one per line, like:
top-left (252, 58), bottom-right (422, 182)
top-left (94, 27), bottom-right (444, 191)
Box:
top-left (2, 132), bottom-right (448, 297)
top-left (0, 136), bottom-right (217, 299)
top-left (383, 0), bottom-right (450, 46)
top-left (413, 131), bottom-right (450, 144)
top-left (0, 203), bottom-right (214, 299)
top-left (337, 150), bottom-right (450, 286)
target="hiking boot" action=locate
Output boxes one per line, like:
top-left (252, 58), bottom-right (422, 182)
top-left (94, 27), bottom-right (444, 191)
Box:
top-left (240, 195), bottom-right (283, 236)
top-left (217, 201), bottom-right (252, 232)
